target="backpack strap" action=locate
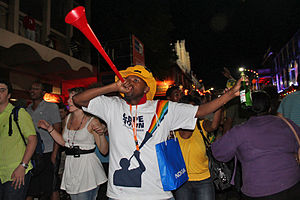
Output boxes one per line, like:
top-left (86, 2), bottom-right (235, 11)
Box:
top-left (9, 106), bottom-right (27, 146)
top-left (196, 119), bottom-right (211, 148)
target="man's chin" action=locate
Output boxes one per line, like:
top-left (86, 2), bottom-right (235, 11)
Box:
top-left (124, 91), bottom-right (134, 98)
top-left (124, 94), bottom-right (133, 101)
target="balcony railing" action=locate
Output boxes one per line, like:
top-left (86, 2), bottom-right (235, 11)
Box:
top-left (0, 2), bottom-right (85, 61)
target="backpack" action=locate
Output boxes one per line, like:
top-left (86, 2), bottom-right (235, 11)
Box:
top-left (8, 106), bottom-right (45, 174)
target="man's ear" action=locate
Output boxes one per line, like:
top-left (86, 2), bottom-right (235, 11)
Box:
top-left (144, 86), bottom-right (150, 94)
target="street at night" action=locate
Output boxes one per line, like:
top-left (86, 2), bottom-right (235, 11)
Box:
top-left (0, 1), bottom-right (300, 200)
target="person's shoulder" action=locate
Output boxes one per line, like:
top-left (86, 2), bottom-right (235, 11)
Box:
top-left (2, 103), bottom-right (14, 115)
top-left (16, 106), bottom-right (33, 121)
top-left (96, 95), bottom-right (122, 102)
top-left (280, 92), bottom-right (299, 105)
top-left (19, 107), bottom-right (31, 115)
top-left (167, 100), bottom-right (194, 108)
top-left (43, 100), bottom-right (59, 109)
top-left (151, 99), bottom-right (172, 109)
top-left (290, 91), bottom-right (300, 98)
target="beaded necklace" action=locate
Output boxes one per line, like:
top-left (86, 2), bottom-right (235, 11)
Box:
top-left (67, 114), bottom-right (86, 148)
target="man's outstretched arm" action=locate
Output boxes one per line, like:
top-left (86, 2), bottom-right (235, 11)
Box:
top-left (73, 80), bottom-right (132, 107)
top-left (195, 78), bottom-right (242, 118)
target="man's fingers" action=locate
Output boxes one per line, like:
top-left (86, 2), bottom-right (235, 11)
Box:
top-left (18, 178), bottom-right (22, 189)
top-left (11, 178), bottom-right (16, 187)
top-left (13, 178), bottom-right (19, 190)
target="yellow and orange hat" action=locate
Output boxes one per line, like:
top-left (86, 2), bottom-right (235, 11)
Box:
top-left (115, 65), bottom-right (156, 100)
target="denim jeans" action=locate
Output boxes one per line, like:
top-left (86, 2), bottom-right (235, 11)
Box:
top-left (0, 172), bottom-right (31, 200)
top-left (70, 186), bottom-right (99, 200)
top-left (175, 177), bottom-right (215, 200)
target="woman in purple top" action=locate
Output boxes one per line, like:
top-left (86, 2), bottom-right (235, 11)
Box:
top-left (212, 91), bottom-right (300, 200)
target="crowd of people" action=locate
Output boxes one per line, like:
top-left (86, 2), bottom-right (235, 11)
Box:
top-left (0, 65), bottom-right (299, 200)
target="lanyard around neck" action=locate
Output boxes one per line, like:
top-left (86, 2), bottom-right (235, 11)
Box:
top-left (130, 105), bottom-right (140, 151)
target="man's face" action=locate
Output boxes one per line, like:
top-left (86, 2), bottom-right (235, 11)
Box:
top-left (59, 108), bottom-right (68, 120)
top-left (168, 89), bottom-right (183, 102)
top-left (124, 75), bottom-right (149, 100)
top-left (29, 83), bottom-right (45, 100)
top-left (0, 83), bottom-right (10, 105)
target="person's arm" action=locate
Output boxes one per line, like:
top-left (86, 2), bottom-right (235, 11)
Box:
top-left (89, 118), bottom-right (109, 155)
top-left (195, 78), bottom-right (242, 118)
top-left (73, 80), bottom-right (132, 107)
top-left (38, 120), bottom-right (65, 146)
top-left (203, 108), bottom-right (222, 132)
top-left (51, 122), bottom-right (61, 164)
top-left (211, 126), bottom-right (241, 162)
top-left (11, 135), bottom-right (37, 189)
top-left (223, 117), bottom-right (233, 134)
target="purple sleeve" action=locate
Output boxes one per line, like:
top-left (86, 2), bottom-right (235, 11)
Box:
top-left (211, 125), bottom-right (243, 162)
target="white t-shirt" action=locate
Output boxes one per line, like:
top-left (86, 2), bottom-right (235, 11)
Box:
top-left (83, 96), bottom-right (198, 200)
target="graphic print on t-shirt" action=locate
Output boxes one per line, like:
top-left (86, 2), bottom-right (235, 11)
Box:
top-left (113, 150), bottom-right (146, 187)
top-left (114, 113), bottom-right (146, 187)
top-left (122, 113), bottom-right (145, 130)
top-left (114, 101), bottom-right (169, 188)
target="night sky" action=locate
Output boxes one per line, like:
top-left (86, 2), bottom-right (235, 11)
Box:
top-left (92, 0), bottom-right (300, 88)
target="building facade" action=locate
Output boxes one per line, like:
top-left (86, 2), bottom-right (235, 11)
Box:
top-left (156, 40), bottom-right (202, 97)
top-left (273, 29), bottom-right (300, 92)
top-left (0, 0), bottom-right (96, 102)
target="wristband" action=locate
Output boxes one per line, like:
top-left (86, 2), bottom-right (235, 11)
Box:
top-left (49, 127), bottom-right (54, 133)
top-left (20, 162), bottom-right (28, 169)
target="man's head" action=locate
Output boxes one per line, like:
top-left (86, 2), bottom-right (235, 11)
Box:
top-left (0, 79), bottom-right (12, 106)
top-left (115, 65), bottom-right (156, 100)
top-left (29, 80), bottom-right (46, 101)
top-left (57, 102), bottom-right (68, 120)
top-left (166, 86), bottom-right (182, 102)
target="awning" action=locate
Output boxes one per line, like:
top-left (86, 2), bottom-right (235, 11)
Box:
top-left (0, 28), bottom-right (95, 81)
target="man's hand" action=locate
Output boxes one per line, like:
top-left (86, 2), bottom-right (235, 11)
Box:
top-left (38, 120), bottom-right (51, 132)
top-left (11, 165), bottom-right (26, 189)
top-left (116, 79), bottom-right (132, 94)
top-left (229, 78), bottom-right (242, 97)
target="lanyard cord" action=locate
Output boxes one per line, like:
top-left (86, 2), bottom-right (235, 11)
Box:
top-left (130, 105), bottom-right (140, 151)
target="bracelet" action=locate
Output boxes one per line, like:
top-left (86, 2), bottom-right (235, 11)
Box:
top-left (20, 162), bottom-right (29, 169)
top-left (49, 127), bottom-right (54, 133)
